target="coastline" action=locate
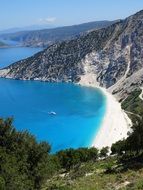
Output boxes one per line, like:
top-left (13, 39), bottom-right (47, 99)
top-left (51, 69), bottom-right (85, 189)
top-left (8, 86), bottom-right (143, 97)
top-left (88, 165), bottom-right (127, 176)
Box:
top-left (78, 80), bottom-right (132, 149)
top-left (92, 87), bottom-right (132, 149)
top-left (0, 72), bottom-right (132, 149)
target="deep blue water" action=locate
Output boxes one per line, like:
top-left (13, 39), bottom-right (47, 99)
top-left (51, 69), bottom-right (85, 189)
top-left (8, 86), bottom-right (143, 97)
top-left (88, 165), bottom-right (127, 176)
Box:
top-left (0, 47), bottom-right (42, 68)
top-left (0, 79), bottom-right (106, 152)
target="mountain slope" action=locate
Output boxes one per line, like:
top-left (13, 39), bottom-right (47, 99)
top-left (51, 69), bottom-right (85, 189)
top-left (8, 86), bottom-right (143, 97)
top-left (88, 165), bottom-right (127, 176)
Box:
top-left (0, 21), bottom-right (116, 47)
top-left (0, 10), bottom-right (143, 100)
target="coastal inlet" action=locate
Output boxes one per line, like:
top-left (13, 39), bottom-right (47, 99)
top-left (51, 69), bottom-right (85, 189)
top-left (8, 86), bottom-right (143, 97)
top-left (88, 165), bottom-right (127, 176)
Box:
top-left (0, 79), bottom-right (106, 152)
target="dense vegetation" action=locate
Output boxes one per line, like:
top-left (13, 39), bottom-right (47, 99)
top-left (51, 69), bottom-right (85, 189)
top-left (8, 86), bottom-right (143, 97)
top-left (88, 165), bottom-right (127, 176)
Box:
top-left (1, 116), bottom-right (143, 190)
top-left (0, 118), bottom-right (60, 190)
top-left (0, 118), bottom-right (109, 190)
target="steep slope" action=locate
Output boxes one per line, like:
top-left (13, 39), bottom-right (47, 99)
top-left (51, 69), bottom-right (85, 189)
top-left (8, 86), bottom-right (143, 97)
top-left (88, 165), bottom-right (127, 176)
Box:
top-left (0, 21), bottom-right (116, 47)
top-left (0, 10), bottom-right (143, 100)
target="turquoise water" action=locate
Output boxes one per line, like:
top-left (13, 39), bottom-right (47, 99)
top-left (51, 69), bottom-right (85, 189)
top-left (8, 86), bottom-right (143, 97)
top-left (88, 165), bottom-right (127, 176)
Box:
top-left (0, 79), bottom-right (106, 152)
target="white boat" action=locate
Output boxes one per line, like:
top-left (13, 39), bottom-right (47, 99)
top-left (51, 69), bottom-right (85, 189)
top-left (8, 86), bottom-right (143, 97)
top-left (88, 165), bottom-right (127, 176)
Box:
top-left (48, 111), bottom-right (56, 115)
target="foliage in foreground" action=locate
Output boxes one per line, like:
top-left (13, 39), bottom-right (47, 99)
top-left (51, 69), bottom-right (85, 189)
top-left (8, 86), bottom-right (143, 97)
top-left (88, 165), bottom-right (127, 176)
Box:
top-left (42, 156), bottom-right (143, 190)
top-left (0, 118), bottom-right (109, 190)
top-left (0, 118), bottom-right (60, 190)
top-left (56, 147), bottom-right (99, 170)
top-left (1, 115), bottom-right (143, 190)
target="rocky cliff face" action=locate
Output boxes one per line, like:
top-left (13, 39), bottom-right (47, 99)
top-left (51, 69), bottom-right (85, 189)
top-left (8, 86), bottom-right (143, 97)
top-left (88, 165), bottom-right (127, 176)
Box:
top-left (0, 10), bottom-right (143, 101)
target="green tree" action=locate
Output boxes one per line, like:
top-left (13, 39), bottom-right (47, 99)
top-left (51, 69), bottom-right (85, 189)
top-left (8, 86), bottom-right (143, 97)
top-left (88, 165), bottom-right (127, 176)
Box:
top-left (100, 147), bottom-right (109, 158)
top-left (0, 118), bottom-right (59, 190)
top-left (111, 140), bottom-right (126, 155)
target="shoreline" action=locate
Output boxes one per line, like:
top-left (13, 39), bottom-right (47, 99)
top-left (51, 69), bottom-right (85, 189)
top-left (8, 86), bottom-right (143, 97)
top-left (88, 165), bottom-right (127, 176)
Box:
top-left (78, 81), bottom-right (132, 149)
top-left (92, 87), bottom-right (132, 149)
top-left (0, 74), bottom-right (132, 149)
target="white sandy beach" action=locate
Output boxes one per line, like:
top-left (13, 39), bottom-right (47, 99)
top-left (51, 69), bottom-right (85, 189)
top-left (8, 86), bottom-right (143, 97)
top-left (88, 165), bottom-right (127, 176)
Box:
top-left (92, 88), bottom-right (132, 149)
top-left (79, 73), bottom-right (132, 149)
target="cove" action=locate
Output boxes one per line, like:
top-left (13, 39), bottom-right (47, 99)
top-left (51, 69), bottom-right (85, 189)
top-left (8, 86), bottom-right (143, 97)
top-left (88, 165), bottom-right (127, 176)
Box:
top-left (0, 79), bottom-right (106, 152)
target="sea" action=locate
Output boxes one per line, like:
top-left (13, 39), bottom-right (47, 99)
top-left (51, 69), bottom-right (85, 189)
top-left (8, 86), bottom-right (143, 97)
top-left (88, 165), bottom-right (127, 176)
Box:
top-left (0, 41), bottom-right (106, 153)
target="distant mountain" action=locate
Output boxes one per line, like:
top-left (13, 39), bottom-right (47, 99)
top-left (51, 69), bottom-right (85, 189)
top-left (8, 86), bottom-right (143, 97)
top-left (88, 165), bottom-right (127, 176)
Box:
top-left (1, 10), bottom-right (142, 101)
top-left (0, 20), bottom-right (116, 47)
top-left (0, 24), bottom-right (58, 35)
top-left (0, 28), bottom-right (21, 35)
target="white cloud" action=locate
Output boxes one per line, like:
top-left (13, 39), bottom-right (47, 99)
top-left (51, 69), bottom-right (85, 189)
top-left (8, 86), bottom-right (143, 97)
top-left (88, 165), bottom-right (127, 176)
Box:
top-left (38, 17), bottom-right (57, 24)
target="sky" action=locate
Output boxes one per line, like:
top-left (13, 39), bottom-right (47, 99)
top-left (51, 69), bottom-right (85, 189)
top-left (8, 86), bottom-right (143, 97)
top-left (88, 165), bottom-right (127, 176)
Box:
top-left (0, 0), bottom-right (143, 30)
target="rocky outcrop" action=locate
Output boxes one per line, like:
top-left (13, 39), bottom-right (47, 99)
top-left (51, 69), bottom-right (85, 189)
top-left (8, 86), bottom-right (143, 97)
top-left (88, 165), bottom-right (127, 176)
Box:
top-left (0, 10), bottom-right (143, 101)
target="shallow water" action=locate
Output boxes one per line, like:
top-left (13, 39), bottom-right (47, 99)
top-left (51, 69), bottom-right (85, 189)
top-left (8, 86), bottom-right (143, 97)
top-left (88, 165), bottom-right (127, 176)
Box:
top-left (0, 79), bottom-right (106, 152)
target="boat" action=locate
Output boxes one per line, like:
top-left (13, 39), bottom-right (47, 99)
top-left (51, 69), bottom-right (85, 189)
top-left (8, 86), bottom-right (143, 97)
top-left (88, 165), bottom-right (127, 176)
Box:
top-left (48, 111), bottom-right (57, 115)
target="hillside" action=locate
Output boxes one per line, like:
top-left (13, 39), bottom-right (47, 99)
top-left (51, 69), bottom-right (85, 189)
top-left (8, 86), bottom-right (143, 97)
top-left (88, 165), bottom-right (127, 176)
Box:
top-left (0, 21), bottom-right (116, 47)
top-left (0, 10), bottom-right (142, 100)
top-left (42, 157), bottom-right (143, 190)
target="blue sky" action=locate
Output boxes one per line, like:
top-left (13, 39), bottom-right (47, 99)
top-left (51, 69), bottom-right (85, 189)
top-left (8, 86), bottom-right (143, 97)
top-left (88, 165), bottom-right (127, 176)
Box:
top-left (0, 0), bottom-right (143, 30)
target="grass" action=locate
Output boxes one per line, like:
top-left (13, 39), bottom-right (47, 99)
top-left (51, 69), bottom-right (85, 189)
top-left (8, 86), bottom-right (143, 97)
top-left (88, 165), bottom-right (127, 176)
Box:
top-left (41, 156), bottom-right (143, 190)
